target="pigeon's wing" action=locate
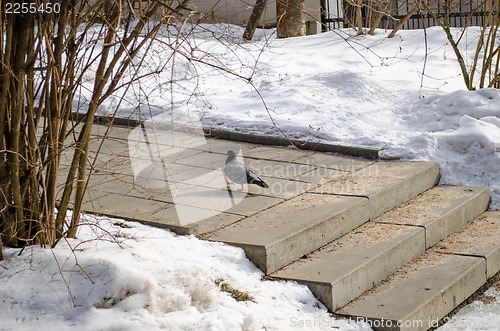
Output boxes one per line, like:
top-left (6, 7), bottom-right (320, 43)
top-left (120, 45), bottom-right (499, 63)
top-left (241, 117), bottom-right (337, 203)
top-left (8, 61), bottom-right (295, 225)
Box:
top-left (245, 168), bottom-right (261, 184)
top-left (224, 160), bottom-right (247, 184)
top-left (246, 168), bottom-right (269, 188)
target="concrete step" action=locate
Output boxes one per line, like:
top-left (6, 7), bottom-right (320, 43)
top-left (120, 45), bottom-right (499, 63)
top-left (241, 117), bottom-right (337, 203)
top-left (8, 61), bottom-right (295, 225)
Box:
top-left (435, 210), bottom-right (500, 278)
top-left (271, 222), bottom-right (425, 312)
top-left (378, 185), bottom-right (490, 248)
top-left (314, 161), bottom-right (440, 219)
top-left (204, 193), bottom-right (370, 274)
top-left (270, 185), bottom-right (490, 311)
top-left (337, 250), bottom-right (486, 331)
top-left (337, 211), bottom-right (500, 331)
top-left (205, 161), bottom-right (440, 274)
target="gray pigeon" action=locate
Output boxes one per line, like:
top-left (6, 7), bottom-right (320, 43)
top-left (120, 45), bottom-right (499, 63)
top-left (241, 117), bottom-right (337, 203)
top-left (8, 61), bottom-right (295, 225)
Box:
top-left (224, 150), bottom-right (269, 190)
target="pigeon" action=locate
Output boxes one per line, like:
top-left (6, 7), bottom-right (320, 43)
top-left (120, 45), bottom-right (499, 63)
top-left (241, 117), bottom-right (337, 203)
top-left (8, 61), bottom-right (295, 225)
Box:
top-left (224, 150), bottom-right (269, 190)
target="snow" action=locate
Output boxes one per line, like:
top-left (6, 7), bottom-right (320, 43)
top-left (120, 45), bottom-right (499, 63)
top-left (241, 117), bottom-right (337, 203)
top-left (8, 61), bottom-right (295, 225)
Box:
top-left (438, 285), bottom-right (500, 330)
top-left (0, 215), bottom-right (366, 330)
top-left (187, 26), bottom-right (500, 209)
top-left (1, 23), bottom-right (500, 330)
top-left (92, 24), bottom-right (500, 207)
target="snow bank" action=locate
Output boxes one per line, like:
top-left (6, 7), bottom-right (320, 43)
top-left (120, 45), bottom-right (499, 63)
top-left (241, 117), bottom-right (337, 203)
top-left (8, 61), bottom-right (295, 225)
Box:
top-left (0, 216), bottom-right (367, 330)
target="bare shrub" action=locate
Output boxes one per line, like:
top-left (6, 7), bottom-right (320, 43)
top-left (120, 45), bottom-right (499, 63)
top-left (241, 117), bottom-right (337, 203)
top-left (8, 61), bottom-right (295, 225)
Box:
top-left (0, 0), bottom-right (196, 249)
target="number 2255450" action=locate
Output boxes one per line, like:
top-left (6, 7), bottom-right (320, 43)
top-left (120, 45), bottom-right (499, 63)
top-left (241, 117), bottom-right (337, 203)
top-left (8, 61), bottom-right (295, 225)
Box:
top-left (6, 2), bottom-right (61, 14)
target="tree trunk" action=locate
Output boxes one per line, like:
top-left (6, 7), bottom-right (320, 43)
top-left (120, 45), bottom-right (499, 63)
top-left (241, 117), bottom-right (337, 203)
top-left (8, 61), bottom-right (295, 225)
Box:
top-left (355, 0), bottom-right (364, 35)
top-left (276, 0), bottom-right (306, 38)
top-left (369, 0), bottom-right (391, 35)
top-left (388, 6), bottom-right (418, 38)
top-left (243, 0), bottom-right (267, 41)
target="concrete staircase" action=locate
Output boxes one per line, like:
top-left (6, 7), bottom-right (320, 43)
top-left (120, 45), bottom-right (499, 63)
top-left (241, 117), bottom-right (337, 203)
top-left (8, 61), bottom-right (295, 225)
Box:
top-left (71, 123), bottom-right (499, 330)
top-left (203, 161), bottom-right (499, 331)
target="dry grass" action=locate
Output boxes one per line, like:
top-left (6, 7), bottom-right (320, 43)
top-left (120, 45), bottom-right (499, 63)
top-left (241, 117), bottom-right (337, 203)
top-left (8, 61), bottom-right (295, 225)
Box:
top-left (214, 278), bottom-right (255, 302)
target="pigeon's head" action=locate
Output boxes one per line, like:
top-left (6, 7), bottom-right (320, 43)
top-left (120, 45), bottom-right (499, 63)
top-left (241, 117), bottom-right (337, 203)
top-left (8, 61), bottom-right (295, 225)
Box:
top-left (226, 150), bottom-right (237, 162)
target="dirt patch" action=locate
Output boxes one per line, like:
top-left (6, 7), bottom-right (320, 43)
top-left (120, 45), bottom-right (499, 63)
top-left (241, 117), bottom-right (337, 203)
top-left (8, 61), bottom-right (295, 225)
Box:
top-left (435, 239), bottom-right (473, 252)
top-left (477, 294), bottom-right (497, 304)
top-left (392, 250), bottom-right (447, 278)
top-left (349, 221), bottom-right (405, 244)
top-left (291, 192), bottom-right (332, 210)
top-left (293, 222), bottom-right (406, 266)
top-left (343, 251), bottom-right (447, 303)
top-left (316, 172), bottom-right (395, 195)
top-left (378, 191), bottom-right (446, 225)
top-left (378, 187), bottom-right (478, 226)
top-left (436, 212), bottom-right (500, 253)
top-left (494, 279), bottom-right (500, 292)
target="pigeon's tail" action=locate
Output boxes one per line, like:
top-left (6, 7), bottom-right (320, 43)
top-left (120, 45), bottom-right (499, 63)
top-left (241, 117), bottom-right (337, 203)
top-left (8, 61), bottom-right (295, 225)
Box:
top-left (254, 179), bottom-right (269, 188)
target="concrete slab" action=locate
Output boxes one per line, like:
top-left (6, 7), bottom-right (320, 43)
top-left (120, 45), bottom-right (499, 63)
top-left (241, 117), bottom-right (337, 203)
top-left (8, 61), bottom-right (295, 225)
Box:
top-left (197, 191), bottom-right (284, 217)
top-left (62, 147), bottom-right (141, 175)
top-left (124, 129), bottom-right (258, 155)
top-left (126, 141), bottom-right (205, 165)
top-left (90, 125), bottom-right (246, 165)
top-left (87, 151), bottom-right (196, 179)
top-left (198, 138), bottom-right (259, 154)
top-left (313, 162), bottom-right (440, 219)
top-left (337, 250), bottom-right (486, 331)
top-left (147, 206), bottom-right (244, 235)
top-left (88, 136), bottom-right (130, 156)
top-left (242, 158), bottom-right (315, 179)
top-left (294, 167), bottom-right (349, 185)
top-left (90, 154), bottom-right (134, 171)
top-left (80, 190), bottom-right (210, 235)
top-left (167, 150), bottom-right (227, 169)
top-left (103, 160), bottom-right (310, 200)
top-left (435, 210), bottom-right (500, 278)
top-left (294, 153), bottom-right (373, 172)
top-left (75, 188), bottom-right (112, 209)
top-left (191, 213), bottom-right (246, 236)
top-left (271, 222), bottom-right (425, 311)
top-left (62, 120), bottom-right (496, 329)
top-left (86, 152), bottom-right (316, 200)
top-left (243, 146), bottom-right (314, 162)
top-left (146, 161), bottom-right (226, 186)
top-left (205, 193), bottom-right (369, 274)
top-left (81, 190), bottom-right (173, 217)
top-left (245, 175), bottom-right (316, 199)
top-left (91, 123), bottom-right (133, 140)
top-left (376, 186), bottom-right (490, 248)
top-left (88, 171), bottom-right (284, 215)
top-left (87, 173), bottom-right (175, 203)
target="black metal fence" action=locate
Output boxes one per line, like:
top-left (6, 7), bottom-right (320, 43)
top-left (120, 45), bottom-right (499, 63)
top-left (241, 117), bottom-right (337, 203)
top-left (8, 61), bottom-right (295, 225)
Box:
top-left (322, 0), bottom-right (493, 31)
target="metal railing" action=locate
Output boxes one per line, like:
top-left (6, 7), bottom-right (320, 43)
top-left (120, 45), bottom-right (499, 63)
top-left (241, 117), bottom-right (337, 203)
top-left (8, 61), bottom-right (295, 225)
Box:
top-left (322, 0), bottom-right (492, 30)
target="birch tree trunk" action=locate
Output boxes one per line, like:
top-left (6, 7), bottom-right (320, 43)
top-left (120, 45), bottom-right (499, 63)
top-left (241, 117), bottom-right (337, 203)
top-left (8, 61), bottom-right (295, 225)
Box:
top-left (276, 0), bottom-right (306, 38)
